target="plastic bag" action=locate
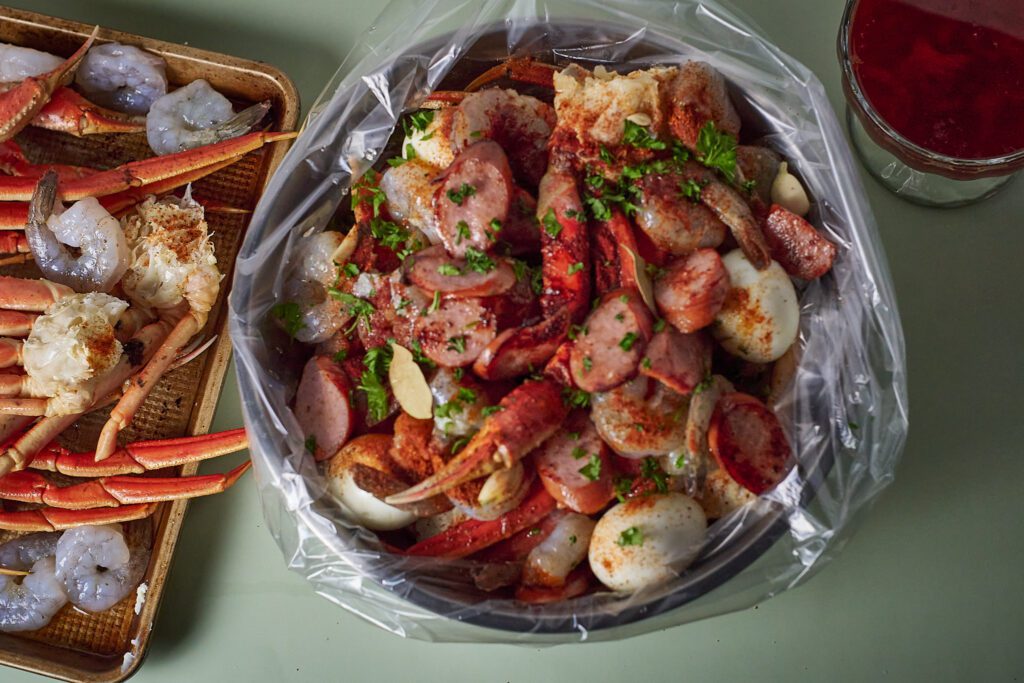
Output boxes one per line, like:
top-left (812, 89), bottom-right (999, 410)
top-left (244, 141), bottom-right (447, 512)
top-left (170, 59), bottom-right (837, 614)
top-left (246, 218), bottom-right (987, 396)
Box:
top-left (228, 0), bottom-right (908, 642)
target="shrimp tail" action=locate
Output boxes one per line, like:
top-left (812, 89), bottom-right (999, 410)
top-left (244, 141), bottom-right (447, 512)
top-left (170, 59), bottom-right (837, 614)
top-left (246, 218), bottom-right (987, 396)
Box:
top-left (181, 100), bottom-right (271, 153)
top-left (23, 171), bottom-right (69, 275)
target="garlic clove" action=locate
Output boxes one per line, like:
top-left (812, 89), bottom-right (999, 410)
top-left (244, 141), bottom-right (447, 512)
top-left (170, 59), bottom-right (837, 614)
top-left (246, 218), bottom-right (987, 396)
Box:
top-left (770, 162), bottom-right (811, 217)
top-left (388, 344), bottom-right (433, 419)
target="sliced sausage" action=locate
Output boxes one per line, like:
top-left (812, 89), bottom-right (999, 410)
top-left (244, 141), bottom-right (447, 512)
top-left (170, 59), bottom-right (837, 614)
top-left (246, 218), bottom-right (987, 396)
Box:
top-left (570, 288), bottom-right (653, 393)
top-left (434, 140), bottom-right (514, 258)
top-left (414, 296), bottom-right (496, 367)
top-left (542, 341), bottom-right (574, 387)
top-left (636, 172), bottom-right (727, 256)
top-left (639, 328), bottom-right (711, 395)
top-left (473, 310), bottom-right (567, 380)
top-left (534, 412), bottom-right (614, 514)
top-left (497, 188), bottom-right (541, 255)
top-left (708, 392), bottom-right (792, 495)
top-left (762, 204), bottom-right (836, 280)
top-left (406, 244), bottom-right (516, 297)
top-left (294, 355), bottom-right (353, 461)
top-left (654, 248), bottom-right (730, 334)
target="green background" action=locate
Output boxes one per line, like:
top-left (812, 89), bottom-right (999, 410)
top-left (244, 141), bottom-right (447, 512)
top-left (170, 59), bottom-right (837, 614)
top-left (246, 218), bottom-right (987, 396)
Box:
top-left (6, 0), bottom-right (1024, 680)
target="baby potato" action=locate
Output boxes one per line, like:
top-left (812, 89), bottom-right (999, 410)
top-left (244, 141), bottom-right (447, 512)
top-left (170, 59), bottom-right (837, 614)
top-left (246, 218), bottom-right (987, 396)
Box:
top-left (325, 435), bottom-right (416, 531)
top-left (712, 249), bottom-right (799, 363)
top-left (588, 493), bottom-right (707, 592)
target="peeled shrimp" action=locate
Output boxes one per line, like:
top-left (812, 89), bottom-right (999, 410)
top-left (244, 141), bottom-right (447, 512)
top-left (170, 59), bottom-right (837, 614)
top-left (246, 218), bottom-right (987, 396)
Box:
top-left (0, 532), bottom-right (60, 572)
top-left (591, 375), bottom-right (689, 457)
top-left (25, 171), bottom-right (130, 293)
top-left (146, 79), bottom-right (269, 155)
top-left (74, 42), bottom-right (168, 115)
top-left (0, 557), bottom-right (68, 632)
top-left (54, 524), bottom-right (147, 613)
top-left (0, 43), bottom-right (62, 82)
top-left (281, 231), bottom-right (350, 344)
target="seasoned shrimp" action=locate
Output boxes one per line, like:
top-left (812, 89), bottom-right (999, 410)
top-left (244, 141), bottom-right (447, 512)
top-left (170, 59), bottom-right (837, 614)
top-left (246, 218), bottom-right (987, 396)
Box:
top-left (281, 231), bottom-right (350, 344)
top-left (0, 43), bottom-right (63, 81)
top-left (0, 557), bottom-right (67, 632)
top-left (25, 170), bottom-right (130, 293)
top-left (54, 524), bottom-right (147, 613)
top-left (74, 42), bottom-right (168, 114)
top-left (146, 79), bottom-right (269, 155)
top-left (591, 375), bottom-right (689, 457)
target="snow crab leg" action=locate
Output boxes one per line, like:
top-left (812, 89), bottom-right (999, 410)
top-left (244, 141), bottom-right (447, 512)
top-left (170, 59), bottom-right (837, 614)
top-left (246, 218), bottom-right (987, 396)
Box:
top-left (0, 28), bottom-right (97, 143)
top-left (31, 87), bottom-right (146, 137)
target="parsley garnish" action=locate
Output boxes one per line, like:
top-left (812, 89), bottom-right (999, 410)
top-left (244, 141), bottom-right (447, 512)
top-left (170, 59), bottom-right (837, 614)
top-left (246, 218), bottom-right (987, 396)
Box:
top-left (452, 367), bottom-right (464, 381)
top-left (619, 332), bottom-right (639, 351)
top-left (562, 387), bottom-right (592, 408)
top-left (329, 291), bottom-right (375, 326)
top-left (456, 387), bottom-right (477, 404)
top-left (529, 266), bottom-right (543, 295)
top-left (304, 435), bottom-right (317, 455)
top-left (680, 178), bottom-right (704, 202)
top-left (447, 183), bottom-right (477, 206)
top-left (622, 120), bottom-right (666, 150)
top-left (427, 290), bottom-right (441, 313)
top-left (567, 324), bottom-right (587, 341)
top-left (653, 318), bottom-right (666, 333)
top-left (332, 349), bottom-right (348, 363)
top-left (408, 110), bottom-right (434, 132)
top-left (695, 121), bottom-right (737, 182)
top-left (455, 220), bottom-right (471, 244)
top-left (447, 335), bottom-right (467, 353)
top-left (369, 217), bottom-right (410, 251)
top-left (578, 453), bottom-right (602, 481)
top-left (541, 208), bottom-right (563, 238)
top-left (599, 144), bottom-right (615, 164)
top-left (582, 356), bottom-right (593, 372)
top-left (571, 446), bottom-right (587, 460)
top-left (641, 457), bottom-right (669, 493)
top-left (617, 526), bottom-right (644, 547)
top-left (614, 476), bottom-right (633, 503)
top-left (641, 357), bottom-right (652, 370)
top-left (567, 432), bottom-right (580, 441)
top-left (568, 261), bottom-right (584, 276)
top-left (271, 302), bottom-right (305, 338)
top-left (569, 535), bottom-right (578, 544)
top-left (342, 263), bottom-right (360, 278)
top-left (464, 247), bottom-right (496, 273)
top-left (387, 156), bottom-right (407, 167)
top-left (481, 405), bottom-right (505, 417)
top-left (438, 263), bottom-right (462, 276)
top-left (358, 369), bottom-right (389, 422)
top-left (674, 453), bottom-right (687, 470)
top-left (743, 179), bottom-right (757, 194)
top-left (692, 375), bottom-right (713, 395)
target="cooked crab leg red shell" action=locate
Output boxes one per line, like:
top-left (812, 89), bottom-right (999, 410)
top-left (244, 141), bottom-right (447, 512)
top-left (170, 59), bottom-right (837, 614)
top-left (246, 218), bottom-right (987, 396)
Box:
top-left (0, 428), bottom-right (249, 531)
top-left (31, 87), bottom-right (147, 137)
top-left (0, 140), bottom-right (97, 181)
top-left (0, 27), bottom-right (97, 143)
top-left (0, 130), bottom-right (296, 203)
top-left (463, 56), bottom-right (557, 92)
top-left (385, 377), bottom-right (569, 505)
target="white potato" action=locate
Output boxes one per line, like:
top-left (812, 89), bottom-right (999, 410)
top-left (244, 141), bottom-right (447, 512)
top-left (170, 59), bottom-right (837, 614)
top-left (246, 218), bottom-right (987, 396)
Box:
top-left (326, 469), bottom-right (416, 531)
top-left (712, 250), bottom-right (799, 363)
top-left (589, 493), bottom-right (706, 592)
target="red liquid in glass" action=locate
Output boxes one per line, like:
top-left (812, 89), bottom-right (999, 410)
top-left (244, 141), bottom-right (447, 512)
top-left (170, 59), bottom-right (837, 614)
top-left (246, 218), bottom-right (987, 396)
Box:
top-left (849, 0), bottom-right (1024, 160)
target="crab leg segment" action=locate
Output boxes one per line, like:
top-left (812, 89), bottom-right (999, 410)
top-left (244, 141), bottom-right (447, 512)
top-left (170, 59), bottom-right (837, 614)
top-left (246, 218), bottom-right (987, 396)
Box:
top-left (0, 503), bottom-right (157, 532)
top-left (0, 461), bottom-right (250, 510)
top-left (29, 428), bottom-right (248, 477)
top-left (32, 87), bottom-right (147, 137)
top-left (0, 232), bottom-right (28, 255)
top-left (0, 311), bottom-right (35, 337)
top-left (0, 130), bottom-right (296, 202)
top-left (0, 276), bottom-right (72, 311)
top-left (0, 338), bottom-right (20, 368)
top-left (0, 140), bottom-right (97, 181)
top-left (0, 27), bottom-right (97, 143)
top-left (463, 56), bottom-right (558, 92)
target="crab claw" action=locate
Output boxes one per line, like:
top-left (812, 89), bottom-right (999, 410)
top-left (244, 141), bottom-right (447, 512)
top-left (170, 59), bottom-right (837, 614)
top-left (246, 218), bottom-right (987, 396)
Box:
top-left (32, 87), bottom-right (147, 137)
top-left (0, 503), bottom-right (158, 532)
top-left (0, 27), bottom-right (98, 143)
top-left (385, 377), bottom-right (569, 505)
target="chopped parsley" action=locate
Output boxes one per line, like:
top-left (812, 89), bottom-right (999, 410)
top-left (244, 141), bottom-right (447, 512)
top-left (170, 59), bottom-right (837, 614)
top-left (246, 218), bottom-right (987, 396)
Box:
top-left (369, 217), bottom-right (410, 251)
top-left (568, 261), bottom-right (584, 276)
top-left (742, 178), bottom-right (757, 194)
top-left (447, 182), bottom-right (477, 206)
top-left (622, 119), bottom-right (666, 150)
top-left (569, 535), bottom-right (578, 544)
top-left (271, 302), bottom-right (305, 338)
top-left (619, 331), bottom-right (639, 351)
top-left (438, 263), bottom-right (462, 276)
top-left (641, 357), bottom-right (652, 370)
top-left (599, 144), bottom-right (615, 164)
top-left (674, 452), bottom-right (687, 470)
top-left (614, 476), bottom-right (633, 503)
top-left (447, 335), bottom-right (467, 353)
top-left (452, 367), bottom-right (464, 381)
top-left (562, 387), bottom-right (592, 409)
top-left (409, 339), bottom-right (435, 368)
top-left (304, 435), bottom-right (317, 455)
top-left (679, 178), bottom-right (704, 202)
top-left (386, 156), bottom-right (407, 167)
top-left (511, 258), bottom-right (528, 282)
top-left (567, 323), bottom-right (588, 341)
top-left (582, 356), bottom-right (593, 373)
top-left (342, 263), bottom-right (360, 278)
top-left (578, 453), bottom-right (602, 481)
top-left (653, 318), bottom-right (666, 333)
top-left (329, 291), bottom-right (375, 328)
top-left (455, 220), bottom-right (472, 244)
top-left (450, 435), bottom-right (472, 454)
top-left (567, 432), bottom-right (581, 441)
top-left (456, 387), bottom-right (477, 404)
top-left (529, 266), bottom-right (544, 295)
top-left (489, 218), bottom-right (503, 232)
top-left (695, 121), bottom-right (737, 182)
top-left (617, 526), bottom-right (644, 547)
top-left (481, 405), bottom-right (505, 417)
top-left (541, 208), bottom-right (563, 238)
top-left (692, 375), bottom-right (713, 395)
top-left (526, 527), bottom-right (542, 538)
top-left (358, 368), bottom-right (389, 422)
top-left (641, 457), bottom-right (669, 493)
top-left (332, 348), bottom-right (348, 363)
top-left (571, 446), bottom-right (588, 460)
top-left (434, 400), bottom-right (462, 419)
top-left (427, 290), bottom-right (441, 313)
top-left (408, 109), bottom-right (434, 132)
top-left (464, 247), bottom-right (496, 273)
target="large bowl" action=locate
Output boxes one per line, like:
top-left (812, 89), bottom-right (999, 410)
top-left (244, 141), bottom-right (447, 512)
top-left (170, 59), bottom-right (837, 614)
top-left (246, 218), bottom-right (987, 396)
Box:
top-left (229, 0), bottom-right (907, 642)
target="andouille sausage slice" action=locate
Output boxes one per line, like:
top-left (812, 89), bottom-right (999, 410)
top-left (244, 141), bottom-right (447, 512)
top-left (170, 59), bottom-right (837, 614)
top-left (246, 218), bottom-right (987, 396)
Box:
top-left (294, 355), bottom-right (354, 461)
top-left (639, 328), bottom-right (711, 395)
top-left (570, 288), bottom-right (654, 393)
top-left (473, 310), bottom-right (568, 380)
top-left (708, 392), bottom-right (792, 495)
top-left (406, 245), bottom-right (516, 297)
top-left (654, 248), bottom-right (730, 334)
top-left (414, 296), bottom-right (496, 368)
top-left (497, 187), bottom-right (542, 255)
top-left (534, 412), bottom-right (614, 514)
top-left (762, 204), bottom-right (836, 280)
top-left (434, 140), bottom-right (514, 258)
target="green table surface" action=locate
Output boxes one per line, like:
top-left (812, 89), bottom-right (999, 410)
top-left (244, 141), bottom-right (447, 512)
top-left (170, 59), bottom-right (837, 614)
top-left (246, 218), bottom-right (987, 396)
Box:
top-left (6, 0), bottom-right (1024, 681)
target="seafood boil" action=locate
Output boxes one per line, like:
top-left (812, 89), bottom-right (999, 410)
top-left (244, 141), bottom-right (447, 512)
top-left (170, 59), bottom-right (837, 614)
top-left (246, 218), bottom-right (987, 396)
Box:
top-left (0, 26), bottom-right (289, 630)
top-left (276, 56), bottom-right (836, 601)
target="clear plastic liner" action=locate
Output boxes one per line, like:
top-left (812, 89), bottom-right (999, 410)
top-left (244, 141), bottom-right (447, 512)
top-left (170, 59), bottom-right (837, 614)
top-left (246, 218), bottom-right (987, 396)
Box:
top-left (228, 0), bottom-right (908, 642)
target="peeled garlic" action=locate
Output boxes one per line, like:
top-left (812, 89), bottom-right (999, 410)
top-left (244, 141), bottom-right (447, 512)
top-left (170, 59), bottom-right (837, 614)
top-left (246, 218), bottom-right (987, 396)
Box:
top-left (625, 112), bottom-right (653, 127)
top-left (623, 246), bottom-right (657, 314)
top-left (388, 344), bottom-right (433, 419)
top-left (477, 462), bottom-right (525, 506)
top-left (330, 227), bottom-right (360, 267)
top-left (770, 162), bottom-right (810, 216)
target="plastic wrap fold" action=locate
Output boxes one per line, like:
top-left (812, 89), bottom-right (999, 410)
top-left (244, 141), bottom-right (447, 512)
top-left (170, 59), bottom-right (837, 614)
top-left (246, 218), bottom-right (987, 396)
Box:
top-left (228, 0), bottom-right (908, 642)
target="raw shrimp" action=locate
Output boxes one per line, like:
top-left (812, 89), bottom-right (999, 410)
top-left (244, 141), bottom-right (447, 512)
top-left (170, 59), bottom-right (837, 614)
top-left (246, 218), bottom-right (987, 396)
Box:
top-left (0, 532), bottom-right (60, 571)
top-left (0, 557), bottom-right (67, 632)
top-left (54, 524), bottom-right (147, 613)
top-left (0, 43), bottom-right (62, 81)
top-left (25, 170), bottom-right (130, 293)
top-left (146, 79), bottom-right (269, 155)
top-left (74, 42), bottom-right (167, 115)
top-left (281, 231), bottom-right (350, 344)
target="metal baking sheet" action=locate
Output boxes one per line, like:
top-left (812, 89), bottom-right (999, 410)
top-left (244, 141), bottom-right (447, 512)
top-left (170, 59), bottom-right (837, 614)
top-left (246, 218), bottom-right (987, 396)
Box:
top-left (0, 7), bottom-right (298, 681)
